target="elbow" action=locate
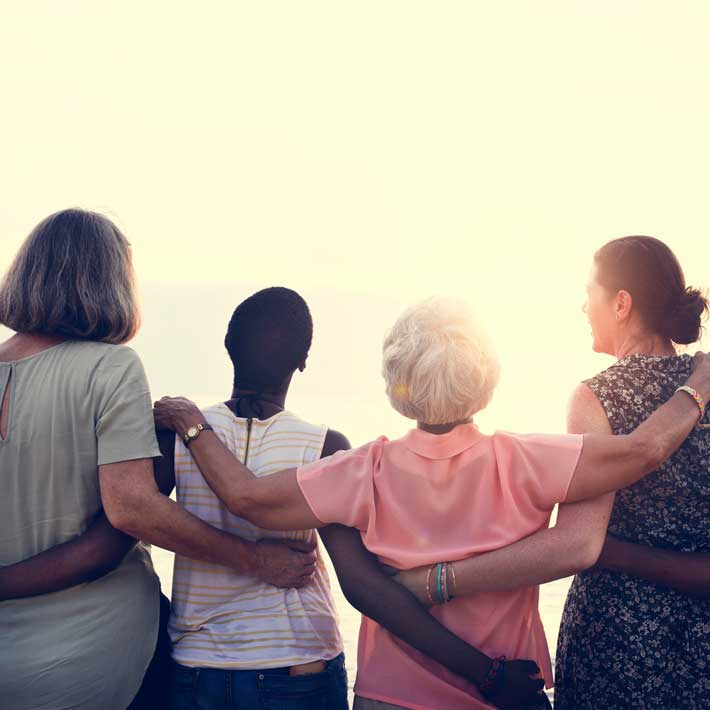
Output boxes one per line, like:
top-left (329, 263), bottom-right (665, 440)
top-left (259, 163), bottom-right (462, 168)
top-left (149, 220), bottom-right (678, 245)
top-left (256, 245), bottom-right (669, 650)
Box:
top-left (340, 583), bottom-right (372, 616)
top-left (562, 531), bottom-right (605, 574)
top-left (575, 537), bottom-right (604, 572)
top-left (102, 498), bottom-right (145, 539)
top-left (225, 484), bottom-right (263, 523)
top-left (223, 493), bottom-right (252, 520)
top-left (333, 572), bottom-right (371, 614)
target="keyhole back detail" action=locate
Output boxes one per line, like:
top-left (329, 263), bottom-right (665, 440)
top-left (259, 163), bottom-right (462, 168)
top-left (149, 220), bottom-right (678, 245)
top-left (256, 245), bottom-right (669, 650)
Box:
top-left (0, 366), bottom-right (13, 441)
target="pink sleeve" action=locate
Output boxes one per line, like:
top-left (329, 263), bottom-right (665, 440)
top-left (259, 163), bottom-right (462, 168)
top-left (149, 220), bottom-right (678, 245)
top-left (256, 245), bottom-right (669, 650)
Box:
top-left (493, 431), bottom-right (583, 512)
top-left (296, 438), bottom-right (384, 530)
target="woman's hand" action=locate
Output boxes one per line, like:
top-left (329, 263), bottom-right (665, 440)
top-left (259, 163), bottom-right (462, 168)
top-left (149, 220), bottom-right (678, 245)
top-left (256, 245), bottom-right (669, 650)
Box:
top-left (385, 563), bottom-right (550, 707)
top-left (254, 538), bottom-right (317, 588)
top-left (153, 396), bottom-right (206, 435)
top-left (484, 660), bottom-right (550, 709)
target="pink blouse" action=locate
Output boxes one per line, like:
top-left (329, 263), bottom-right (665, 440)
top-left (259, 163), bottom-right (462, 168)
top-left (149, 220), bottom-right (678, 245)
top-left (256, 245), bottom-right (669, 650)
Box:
top-left (297, 423), bottom-right (583, 710)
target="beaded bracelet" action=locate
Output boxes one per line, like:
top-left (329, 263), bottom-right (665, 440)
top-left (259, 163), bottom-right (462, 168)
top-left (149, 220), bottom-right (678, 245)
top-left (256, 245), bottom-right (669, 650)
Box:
top-left (676, 385), bottom-right (706, 417)
top-left (425, 564), bottom-right (435, 605)
top-left (479, 655), bottom-right (507, 697)
top-left (676, 386), bottom-right (710, 429)
top-left (428, 561), bottom-right (457, 604)
top-left (436, 562), bottom-right (445, 604)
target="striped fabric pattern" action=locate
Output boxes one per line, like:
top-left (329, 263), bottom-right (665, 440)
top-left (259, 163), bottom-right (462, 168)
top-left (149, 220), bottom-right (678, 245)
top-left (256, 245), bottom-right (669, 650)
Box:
top-left (168, 404), bottom-right (343, 669)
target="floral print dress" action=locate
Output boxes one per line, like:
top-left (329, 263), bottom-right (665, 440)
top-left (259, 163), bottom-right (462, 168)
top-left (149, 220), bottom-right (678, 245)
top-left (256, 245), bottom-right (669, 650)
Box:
top-left (554, 355), bottom-right (710, 710)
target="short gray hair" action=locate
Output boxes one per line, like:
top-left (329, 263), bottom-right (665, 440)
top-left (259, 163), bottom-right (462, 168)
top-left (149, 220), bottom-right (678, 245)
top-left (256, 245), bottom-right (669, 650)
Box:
top-left (382, 297), bottom-right (500, 425)
top-left (0, 209), bottom-right (140, 344)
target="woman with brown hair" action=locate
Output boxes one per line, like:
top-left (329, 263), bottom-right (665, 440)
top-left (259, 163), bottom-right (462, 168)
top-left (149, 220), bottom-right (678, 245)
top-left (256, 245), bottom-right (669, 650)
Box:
top-left (553, 236), bottom-right (710, 709)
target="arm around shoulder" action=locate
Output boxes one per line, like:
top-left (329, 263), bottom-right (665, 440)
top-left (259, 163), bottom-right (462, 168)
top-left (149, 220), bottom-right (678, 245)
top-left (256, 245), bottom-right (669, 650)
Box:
top-left (394, 383), bottom-right (615, 600)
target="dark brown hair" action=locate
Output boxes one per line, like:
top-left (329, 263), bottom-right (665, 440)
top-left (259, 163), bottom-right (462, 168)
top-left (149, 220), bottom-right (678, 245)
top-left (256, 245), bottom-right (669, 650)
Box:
top-left (0, 208), bottom-right (140, 343)
top-left (594, 235), bottom-right (708, 345)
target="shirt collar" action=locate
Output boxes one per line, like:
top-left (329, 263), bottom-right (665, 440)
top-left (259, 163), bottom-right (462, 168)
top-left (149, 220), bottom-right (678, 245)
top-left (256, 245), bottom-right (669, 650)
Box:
top-left (401, 422), bottom-right (483, 460)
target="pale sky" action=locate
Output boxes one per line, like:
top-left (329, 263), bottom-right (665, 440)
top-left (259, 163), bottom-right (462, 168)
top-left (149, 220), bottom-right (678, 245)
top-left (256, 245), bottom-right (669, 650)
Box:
top-left (1, 2), bottom-right (708, 443)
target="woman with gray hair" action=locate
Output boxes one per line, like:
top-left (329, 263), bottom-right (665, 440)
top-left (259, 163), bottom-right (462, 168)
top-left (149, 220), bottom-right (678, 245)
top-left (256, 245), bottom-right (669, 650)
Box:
top-left (0, 209), bottom-right (317, 710)
top-left (154, 297), bottom-right (710, 710)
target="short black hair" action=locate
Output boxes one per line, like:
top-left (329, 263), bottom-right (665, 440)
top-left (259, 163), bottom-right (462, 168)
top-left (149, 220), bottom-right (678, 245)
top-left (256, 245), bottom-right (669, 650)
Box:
top-left (225, 287), bottom-right (313, 389)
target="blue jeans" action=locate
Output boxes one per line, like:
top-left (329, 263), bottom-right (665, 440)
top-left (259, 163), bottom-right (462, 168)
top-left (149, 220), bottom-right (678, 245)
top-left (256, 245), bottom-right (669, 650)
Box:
top-left (170, 653), bottom-right (348, 710)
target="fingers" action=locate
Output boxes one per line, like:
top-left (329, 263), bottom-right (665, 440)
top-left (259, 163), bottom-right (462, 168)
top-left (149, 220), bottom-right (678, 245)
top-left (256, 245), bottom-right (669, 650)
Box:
top-left (531, 677), bottom-right (545, 692)
top-left (516, 659), bottom-right (542, 675)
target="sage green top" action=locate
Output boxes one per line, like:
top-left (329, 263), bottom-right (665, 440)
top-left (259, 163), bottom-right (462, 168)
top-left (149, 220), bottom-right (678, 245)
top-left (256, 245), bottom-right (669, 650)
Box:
top-left (0, 340), bottom-right (161, 710)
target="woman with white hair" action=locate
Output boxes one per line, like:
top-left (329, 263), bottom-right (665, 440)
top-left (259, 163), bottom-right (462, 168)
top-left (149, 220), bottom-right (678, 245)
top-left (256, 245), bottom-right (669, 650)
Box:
top-left (154, 297), bottom-right (710, 710)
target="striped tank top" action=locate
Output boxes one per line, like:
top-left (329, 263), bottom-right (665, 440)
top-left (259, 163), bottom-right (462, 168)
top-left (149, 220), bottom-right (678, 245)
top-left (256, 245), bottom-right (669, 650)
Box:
top-left (168, 403), bottom-right (343, 669)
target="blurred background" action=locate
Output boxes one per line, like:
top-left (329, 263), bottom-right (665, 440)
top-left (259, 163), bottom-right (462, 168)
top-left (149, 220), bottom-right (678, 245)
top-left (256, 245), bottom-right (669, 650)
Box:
top-left (2, 2), bottom-right (708, 700)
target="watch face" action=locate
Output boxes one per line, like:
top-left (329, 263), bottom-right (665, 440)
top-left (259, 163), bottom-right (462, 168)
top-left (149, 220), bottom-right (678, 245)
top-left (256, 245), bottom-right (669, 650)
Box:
top-left (186, 426), bottom-right (199, 438)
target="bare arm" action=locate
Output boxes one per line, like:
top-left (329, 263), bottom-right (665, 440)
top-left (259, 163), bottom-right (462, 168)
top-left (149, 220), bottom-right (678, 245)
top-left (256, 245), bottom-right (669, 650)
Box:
top-left (595, 536), bottom-right (710, 599)
top-left (153, 354), bottom-right (710, 531)
top-left (564, 355), bottom-right (710, 502)
top-left (321, 525), bottom-right (549, 709)
top-left (316, 430), bottom-right (549, 709)
top-left (0, 432), bottom-right (178, 601)
top-left (154, 398), bottom-right (322, 530)
top-left (99, 456), bottom-right (317, 587)
top-left (394, 385), bottom-right (615, 602)
top-left (317, 429), bottom-right (493, 683)
top-left (0, 512), bottom-right (136, 600)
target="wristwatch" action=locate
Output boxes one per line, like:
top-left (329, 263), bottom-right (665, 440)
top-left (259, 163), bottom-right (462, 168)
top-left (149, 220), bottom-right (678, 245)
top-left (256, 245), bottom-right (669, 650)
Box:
top-left (182, 422), bottom-right (214, 447)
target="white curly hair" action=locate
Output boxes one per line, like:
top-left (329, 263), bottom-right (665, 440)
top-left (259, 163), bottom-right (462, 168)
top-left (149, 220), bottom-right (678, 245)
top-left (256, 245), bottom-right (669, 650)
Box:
top-left (382, 297), bottom-right (500, 425)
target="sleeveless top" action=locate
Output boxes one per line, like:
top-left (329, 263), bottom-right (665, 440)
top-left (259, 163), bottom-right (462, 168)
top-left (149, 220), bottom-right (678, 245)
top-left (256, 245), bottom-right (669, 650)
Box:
top-left (555, 354), bottom-right (710, 710)
top-left (0, 341), bottom-right (161, 710)
top-left (168, 404), bottom-right (343, 669)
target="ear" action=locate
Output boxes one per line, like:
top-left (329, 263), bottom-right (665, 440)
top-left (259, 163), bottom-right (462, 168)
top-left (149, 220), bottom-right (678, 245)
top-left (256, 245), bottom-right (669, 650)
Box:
top-left (615, 290), bottom-right (633, 322)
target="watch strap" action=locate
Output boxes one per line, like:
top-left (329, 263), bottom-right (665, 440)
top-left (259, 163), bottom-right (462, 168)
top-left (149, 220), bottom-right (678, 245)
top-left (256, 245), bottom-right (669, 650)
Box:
top-left (183, 422), bottom-right (214, 447)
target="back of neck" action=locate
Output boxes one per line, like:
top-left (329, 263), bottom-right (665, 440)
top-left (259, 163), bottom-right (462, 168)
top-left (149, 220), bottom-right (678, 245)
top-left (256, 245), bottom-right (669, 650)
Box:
top-left (226, 386), bottom-right (288, 420)
top-left (615, 333), bottom-right (676, 360)
top-left (0, 333), bottom-right (67, 361)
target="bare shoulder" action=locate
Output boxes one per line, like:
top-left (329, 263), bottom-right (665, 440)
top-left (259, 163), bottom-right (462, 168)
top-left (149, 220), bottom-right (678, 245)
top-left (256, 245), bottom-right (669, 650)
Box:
top-left (567, 382), bottom-right (611, 435)
top-left (321, 429), bottom-right (352, 458)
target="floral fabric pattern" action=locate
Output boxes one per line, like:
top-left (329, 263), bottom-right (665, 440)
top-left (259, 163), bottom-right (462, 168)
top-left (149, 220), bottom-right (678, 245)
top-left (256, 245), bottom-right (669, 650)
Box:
top-left (554, 355), bottom-right (710, 710)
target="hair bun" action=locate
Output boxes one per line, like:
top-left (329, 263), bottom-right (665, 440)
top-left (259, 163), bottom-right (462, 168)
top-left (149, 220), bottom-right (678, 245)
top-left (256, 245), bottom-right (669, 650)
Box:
top-left (662, 287), bottom-right (709, 345)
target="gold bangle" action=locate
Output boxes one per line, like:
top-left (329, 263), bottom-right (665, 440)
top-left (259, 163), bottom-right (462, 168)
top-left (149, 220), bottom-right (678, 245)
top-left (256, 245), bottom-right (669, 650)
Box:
top-left (449, 561), bottom-right (457, 599)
